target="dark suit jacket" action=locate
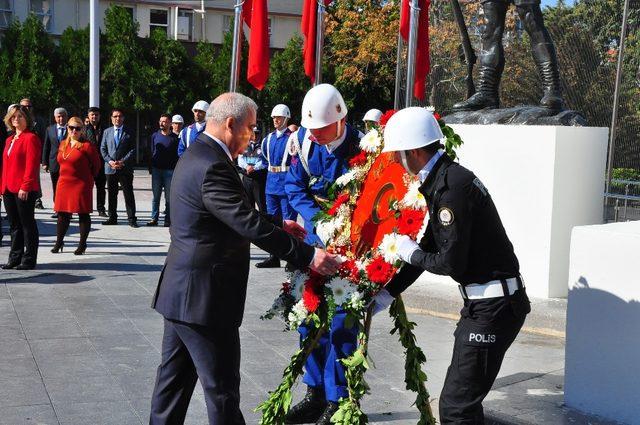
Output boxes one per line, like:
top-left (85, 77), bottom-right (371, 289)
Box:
top-left (152, 133), bottom-right (315, 327)
top-left (41, 124), bottom-right (67, 173)
top-left (85, 123), bottom-right (106, 150)
top-left (100, 125), bottom-right (135, 174)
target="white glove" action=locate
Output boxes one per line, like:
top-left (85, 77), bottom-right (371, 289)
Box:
top-left (396, 235), bottom-right (420, 264)
top-left (371, 289), bottom-right (395, 315)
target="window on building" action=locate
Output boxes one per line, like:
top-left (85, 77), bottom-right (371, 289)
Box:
top-left (30, 0), bottom-right (53, 32)
top-left (150, 8), bottom-right (168, 36)
top-left (268, 18), bottom-right (272, 47)
top-left (176, 9), bottom-right (193, 41)
top-left (0, 0), bottom-right (13, 28)
top-left (122, 5), bottom-right (134, 21)
top-left (223, 15), bottom-right (232, 36)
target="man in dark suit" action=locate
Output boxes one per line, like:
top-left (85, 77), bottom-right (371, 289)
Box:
top-left (85, 106), bottom-right (108, 217)
top-left (149, 92), bottom-right (340, 425)
top-left (41, 107), bottom-right (68, 218)
top-left (100, 108), bottom-right (138, 227)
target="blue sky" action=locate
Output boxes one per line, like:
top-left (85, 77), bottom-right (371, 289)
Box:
top-left (541, 0), bottom-right (576, 7)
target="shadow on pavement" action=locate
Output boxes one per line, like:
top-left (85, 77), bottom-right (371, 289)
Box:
top-left (0, 272), bottom-right (94, 284)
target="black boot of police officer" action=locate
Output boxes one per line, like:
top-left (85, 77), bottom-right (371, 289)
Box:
top-left (372, 107), bottom-right (531, 424)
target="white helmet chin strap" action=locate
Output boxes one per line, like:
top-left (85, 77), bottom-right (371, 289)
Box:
top-left (400, 151), bottom-right (416, 176)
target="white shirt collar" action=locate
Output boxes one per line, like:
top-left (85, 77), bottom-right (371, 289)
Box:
top-left (325, 128), bottom-right (348, 154)
top-left (204, 131), bottom-right (233, 161)
top-left (57, 124), bottom-right (65, 130)
top-left (275, 128), bottom-right (284, 138)
top-left (195, 121), bottom-right (205, 131)
top-left (418, 149), bottom-right (445, 183)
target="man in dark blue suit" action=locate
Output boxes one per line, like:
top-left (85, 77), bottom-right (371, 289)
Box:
top-left (41, 107), bottom-right (68, 218)
top-left (100, 108), bottom-right (138, 227)
top-left (149, 92), bottom-right (340, 425)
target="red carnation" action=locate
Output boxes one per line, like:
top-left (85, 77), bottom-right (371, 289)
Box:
top-left (327, 193), bottom-right (350, 216)
top-left (348, 150), bottom-right (368, 168)
top-left (338, 259), bottom-right (360, 283)
top-left (365, 256), bottom-right (395, 285)
top-left (379, 109), bottom-right (397, 127)
top-left (302, 285), bottom-right (321, 312)
top-left (434, 112), bottom-right (441, 121)
top-left (398, 209), bottom-right (426, 238)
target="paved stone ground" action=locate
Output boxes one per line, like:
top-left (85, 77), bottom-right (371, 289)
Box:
top-left (0, 170), bottom-right (618, 425)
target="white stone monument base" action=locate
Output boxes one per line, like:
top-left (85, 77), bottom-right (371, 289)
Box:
top-left (415, 124), bottom-right (608, 299)
top-left (565, 221), bottom-right (640, 424)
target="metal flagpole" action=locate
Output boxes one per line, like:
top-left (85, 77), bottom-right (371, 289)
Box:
top-left (314, 0), bottom-right (326, 86)
top-left (89, 0), bottom-right (99, 107)
top-left (405, 0), bottom-right (420, 107)
top-left (394, 33), bottom-right (404, 110)
top-left (604, 0), bottom-right (630, 219)
top-left (229, 0), bottom-right (244, 92)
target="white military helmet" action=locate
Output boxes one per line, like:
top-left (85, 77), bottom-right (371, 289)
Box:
top-left (271, 104), bottom-right (291, 118)
top-left (382, 107), bottom-right (444, 153)
top-left (300, 84), bottom-right (348, 129)
top-left (171, 114), bottom-right (184, 124)
top-left (362, 108), bottom-right (383, 123)
top-left (192, 100), bottom-right (210, 112)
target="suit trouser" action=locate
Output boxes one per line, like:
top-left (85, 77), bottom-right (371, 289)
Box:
top-left (107, 171), bottom-right (136, 221)
top-left (50, 171), bottom-right (59, 203)
top-left (3, 191), bottom-right (39, 266)
top-left (149, 318), bottom-right (246, 425)
top-left (241, 170), bottom-right (267, 213)
top-left (94, 167), bottom-right (106, 212)
top-left (439, 289), bottom-right (530, 424)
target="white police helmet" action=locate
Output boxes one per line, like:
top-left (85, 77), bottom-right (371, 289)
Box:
top-left (362, 108), bottom-right (383, 123)
top-left (171, 114), bottom-right (184, 124)
top-left (382, 107), bottom-right (444, 153)
top-left (271, 104), bottom-right (291, 118)
top-left (192, 100), bottom-right (210, 112)
top-left (300, 84), bottom-right (348, 129)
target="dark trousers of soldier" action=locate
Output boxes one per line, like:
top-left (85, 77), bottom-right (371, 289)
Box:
top-left (439, 286), bottom-right (530, 424)
top-left (241, 170), bottom-right (267, 213)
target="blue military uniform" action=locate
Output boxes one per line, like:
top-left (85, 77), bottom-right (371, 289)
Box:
top-left (262, 128), bottom-right (297, 220)
top-left (177, 122), bottom-right (205, 157)
top-left (238, 139), bottom-right (268, 213)
top-left (285, 124), bottom-right (362, 403)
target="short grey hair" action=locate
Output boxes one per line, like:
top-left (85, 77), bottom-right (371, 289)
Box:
top-left (206, 92), bottom-right (257, 126)
top-left (54, 107), bottom-right (68, 116)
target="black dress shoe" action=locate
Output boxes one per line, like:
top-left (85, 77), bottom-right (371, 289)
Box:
top-left (285, 387), bottom-right (326, 424)
top-left (1, 260), bottom-right (21, 270)
top-left (146, 220), bottom-right (158, 227)
top-left (315, 402), bottom-right (339, 425)
top-left (163, 220), bottom-right (171, 227)
top-left (255, 255), bottom-right (280, 268)
top-left (97, 210), bottom-right (108, 217)
top-left (129, 221), bottom-right (139, 228)
top-left (34, 199), bottom-right (44, 209)
top-left (102, 218), bottom-right (117, 225)
top-left (16, 263), bottom-right (36, 270)
top-left (51, 213), bottom-right (58, 219)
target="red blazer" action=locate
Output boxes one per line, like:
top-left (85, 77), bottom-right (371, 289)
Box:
top-left (1, 130), bottom-right (42, 194)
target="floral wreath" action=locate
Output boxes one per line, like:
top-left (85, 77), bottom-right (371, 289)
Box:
top-left (258, 108), bottom-right (463, 425)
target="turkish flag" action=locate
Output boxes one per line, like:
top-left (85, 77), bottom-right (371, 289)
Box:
top-left (301, 0), bottom-right (331, 84)
top-left (399, 0), bottom-right (430, 100)
top-left (245, 0), bottom-right (269, 90)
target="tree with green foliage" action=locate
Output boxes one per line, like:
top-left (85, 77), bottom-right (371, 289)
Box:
top-left (57, 26), bottom-right (90, 115)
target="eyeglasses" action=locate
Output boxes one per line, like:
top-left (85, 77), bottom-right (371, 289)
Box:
top-left (68, 126), bottom-right (82, 131)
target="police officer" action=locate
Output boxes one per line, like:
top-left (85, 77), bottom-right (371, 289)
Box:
top-left (177, 100), bottom-right (209, 157)
top-left (238, 127), bottom-right (268, 213)
top-left (362, 108), bottom-right (382, 132)
top-left (254, 104), bottom-right (298, 269)
top-left (284, 84), bottom-right (363, 424)
top-left (372, 107), bottom-right (531, 424)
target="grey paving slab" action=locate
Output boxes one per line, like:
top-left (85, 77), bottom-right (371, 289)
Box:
top-left (44, 375), bottom-right (127, 405)
top-left (0, 356), bottom-right (40, 379)
top-left (30, 337), bottom-right (96, 359)
top-left (0, 374), bottom-right (50, 408)
top-left (35, 353), bottom-right (111, 379)
top-left (54, 400), bottom-right (142, 425)
top-left (0, 404), bottom-right (59, 425)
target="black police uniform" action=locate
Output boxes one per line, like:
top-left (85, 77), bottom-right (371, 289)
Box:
top-left (385, 153), bottom-right (530, 424)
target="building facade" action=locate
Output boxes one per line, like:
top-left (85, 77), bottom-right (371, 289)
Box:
top-left (0, 0), bottom-right (302, 48)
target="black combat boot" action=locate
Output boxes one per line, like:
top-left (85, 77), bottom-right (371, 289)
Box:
top-left (537, 59), bottom-right (564, 111)
top-left (285, 386), bottom-right (327, 424)
top-left (255, 254), bottom-right (280, 268)
top-left (315, 402), bottom-right (339, 425)
top-left (451, 66), bottom-right (501, 111)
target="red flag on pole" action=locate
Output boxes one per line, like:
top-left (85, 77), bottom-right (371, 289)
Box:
top-left (400, 0), bottom-right (431, 100)
top-left (301, 0), bottom-right (331, 84)
top-left (245, 0), bottom-right (270, 90)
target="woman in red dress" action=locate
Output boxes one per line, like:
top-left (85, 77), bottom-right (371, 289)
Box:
top-left (51, 116), bottom-right (102, 255)
top-left (0, 105), bottom-right (42, 269)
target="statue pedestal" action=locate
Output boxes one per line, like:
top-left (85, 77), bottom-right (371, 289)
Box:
top-left (565, 221), bottom-right (640, 423)
top-left (415, 124), bottom-right (608, 298)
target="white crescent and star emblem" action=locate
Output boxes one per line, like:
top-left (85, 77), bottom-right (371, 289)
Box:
top-left (438, 207), bottom-right (454, 226)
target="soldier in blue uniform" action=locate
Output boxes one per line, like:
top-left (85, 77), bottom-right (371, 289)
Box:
top-left (255, 104), bottom-right (298, 269)
top-left (177, 100), bottom-right (209, 157)
top-left (284, 84), bottom-right (364, 425)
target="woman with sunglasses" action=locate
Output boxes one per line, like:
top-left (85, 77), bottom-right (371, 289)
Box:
top-left (51, 116), bottom-right (101, 255)
top-left (0, 105), bottom-right (42, 269)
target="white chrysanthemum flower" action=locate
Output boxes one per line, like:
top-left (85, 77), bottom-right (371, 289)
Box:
top-left (335, 170), bottom-right (356, 187)
top-left (327, 277), bottom-right (356, 306)
top-left (316, 218), bottom-right (339, 245)
top-left (290, 271), bottom-right (307, 301)
top-left (288, 300), bottom-right (308, 328)
top-left (359, 129), bottom-right (382, 153)
top-left (425, 105), bottom-right (436, 112)
top-left (349, 291), bottom-right (366, 311)
top-left (378, 232), bottom-right (401, 263)
top-left (401, 181), bottom-right (427, 209)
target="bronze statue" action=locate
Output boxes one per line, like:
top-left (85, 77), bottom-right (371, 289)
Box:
top-left (452, 0), bottom-right (564, 112)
